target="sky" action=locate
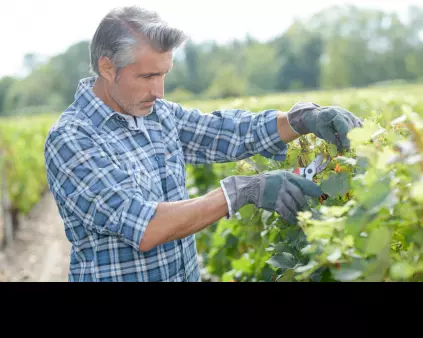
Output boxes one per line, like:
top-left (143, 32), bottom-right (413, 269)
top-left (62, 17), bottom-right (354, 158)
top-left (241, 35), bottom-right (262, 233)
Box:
top-left (1, 0), bottom-right (422, 78)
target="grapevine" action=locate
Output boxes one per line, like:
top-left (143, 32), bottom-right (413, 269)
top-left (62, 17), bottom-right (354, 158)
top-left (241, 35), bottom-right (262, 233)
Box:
top-left (197, 98), bottom-right (423, 282)
top-left (0, 114), bottom-right (57, 224)
top-left (262, 107), bottom-right (423, 282)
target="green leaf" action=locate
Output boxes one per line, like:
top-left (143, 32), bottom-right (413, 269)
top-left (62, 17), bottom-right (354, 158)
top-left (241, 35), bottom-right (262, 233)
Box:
top-left (390, 262), bottom-right (416, 280)
top-left (295, 260), bottom-right (318, 273)
top-left (365, 227), bottom-right (391, 255)
top-left (287, 148), bottom-right (301, 167)
top-left (332, 268), bottom-right (362, 281)
top-left (411, 180), bottom-right (423, 203)
top-left (221, 270), bottom-right (237, 282)
top-left (276, 268), bottom-right (295, 282)
top-left (344, 235), bottom-right (354, 247)
top-left (266, 252), bottom-right (296, 270)
top-left (321, 172), bottom-right (350, 197)
top-left (261, 210), bottom-right (276, 225)
top-left (232, 254), bottom-right (254, 273)
top-left (363, 247), bottom-right (391, 282)
top-left (328, 144), bottom-right (338, 157)
top-left (347, 120), bottom-right (379, 148)
top-left (334, 156), bottom-right (357, 166)
top-left (356, 176), bottom-right (391, 211)
top-left (331, 259), bottom-right (367, 281)
top-left (310, 267), bottom-right (331, 282)
top-left (326, 248), bottom-right (342, 263)
top-left (320, 204), bottom-right (352, 217)
top-left (355, 157), bottom-right (369, 174)
top-left (238, 204), bottom-right (255, 219)
top-left (376, 148), bottom-right (397, 170)
top-left (274, 242), bottom-right (292, 254)
top-left (224, 234), bottom-right (238, 249)
top-left (261, 265), bottom-right (275, 282)
top-left (345, 214), bottom-right (364, 236)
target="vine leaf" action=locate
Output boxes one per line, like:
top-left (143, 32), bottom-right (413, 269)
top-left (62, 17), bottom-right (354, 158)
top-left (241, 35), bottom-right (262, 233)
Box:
top-left (266, 252), bottom-right (296, 270)
top-left (276, 268), bottom-right (295, 282)
top-left (320, 172), bottom-right (350, 197)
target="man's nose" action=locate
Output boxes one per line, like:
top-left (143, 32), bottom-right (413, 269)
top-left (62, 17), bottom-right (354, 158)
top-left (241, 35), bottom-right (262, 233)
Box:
top-left (150, 76), bottom-right (164, 99)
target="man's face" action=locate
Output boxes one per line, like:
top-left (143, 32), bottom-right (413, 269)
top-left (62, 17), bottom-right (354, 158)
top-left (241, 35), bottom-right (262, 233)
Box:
top-left (106, 44), bottom-right (173, 117)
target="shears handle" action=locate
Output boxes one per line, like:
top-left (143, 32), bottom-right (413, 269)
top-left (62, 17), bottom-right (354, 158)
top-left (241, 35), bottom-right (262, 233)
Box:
top-left (293, 167), bottom-right (314, 180)
top-left (293, 167), bottom-right (303, 176)
top-left (293, 167), bottom-right (329, 203)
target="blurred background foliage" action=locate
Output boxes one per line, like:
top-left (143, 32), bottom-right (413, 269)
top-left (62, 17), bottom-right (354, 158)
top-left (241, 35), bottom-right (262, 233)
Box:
top-left (1, 5), bottom-right (423, 117)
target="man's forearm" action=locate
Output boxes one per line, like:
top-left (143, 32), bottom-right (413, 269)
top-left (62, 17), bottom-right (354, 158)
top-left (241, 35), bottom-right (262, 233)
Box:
top-left (277, 111), bottom-right (301, 143)
top-left (139, 187), bottom-right (228, 251)
top-left (138, 112), bottom-right (298, 252)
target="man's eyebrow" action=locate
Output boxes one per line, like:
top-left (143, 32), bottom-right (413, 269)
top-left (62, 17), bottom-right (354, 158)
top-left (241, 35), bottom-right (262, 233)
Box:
top-left (139, 65), bottom-right (173, 77)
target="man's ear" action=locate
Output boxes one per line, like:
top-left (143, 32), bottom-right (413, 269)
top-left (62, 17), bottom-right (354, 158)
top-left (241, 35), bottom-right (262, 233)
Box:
top-left (97, 56), bottom-right (116, 82)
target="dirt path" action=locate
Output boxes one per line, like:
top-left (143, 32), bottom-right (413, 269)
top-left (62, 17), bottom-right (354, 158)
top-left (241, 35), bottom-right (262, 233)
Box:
top-left (0, 191), bottom-right (70, 282)
top-left (0, 190), bottom-right (213, 282)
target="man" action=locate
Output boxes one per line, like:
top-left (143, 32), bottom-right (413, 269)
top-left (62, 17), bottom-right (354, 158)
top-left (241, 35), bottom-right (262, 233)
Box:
top-left (44, 5), bottom-right (363, 282)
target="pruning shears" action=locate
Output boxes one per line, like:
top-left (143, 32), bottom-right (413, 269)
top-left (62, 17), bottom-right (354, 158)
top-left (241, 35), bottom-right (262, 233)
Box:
top-left (244, 152), bottom-right (331, 201)
top-left (293, 153), bottom-right (330, 181)
top-left (292, 153), bottom-right (330, 201)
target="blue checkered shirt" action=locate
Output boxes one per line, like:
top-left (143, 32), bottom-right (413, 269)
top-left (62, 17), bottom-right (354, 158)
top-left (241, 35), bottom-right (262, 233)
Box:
top-left (43, 76), bottom-right (288, 282)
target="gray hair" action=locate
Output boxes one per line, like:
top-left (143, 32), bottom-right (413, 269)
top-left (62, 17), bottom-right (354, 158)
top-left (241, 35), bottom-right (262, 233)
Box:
top-left (89, 5), bottom-right (188, 77)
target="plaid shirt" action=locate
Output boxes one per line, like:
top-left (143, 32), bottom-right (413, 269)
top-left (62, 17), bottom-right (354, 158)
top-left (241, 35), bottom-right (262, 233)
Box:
top-left (44, 76), bottom-right (288, 282)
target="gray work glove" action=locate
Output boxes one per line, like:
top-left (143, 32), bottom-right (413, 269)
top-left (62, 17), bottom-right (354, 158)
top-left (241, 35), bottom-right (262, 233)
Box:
top-left (286, 102), bottom-right (363, 152)
top-left (220, 170), bottom-right (323, 225)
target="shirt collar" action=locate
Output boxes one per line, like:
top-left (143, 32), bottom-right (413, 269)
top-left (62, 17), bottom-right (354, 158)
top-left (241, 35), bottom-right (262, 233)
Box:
top-left (74, 76), bottom-right (116, 129)
top-left (74, 76), bottom-right (156, 130)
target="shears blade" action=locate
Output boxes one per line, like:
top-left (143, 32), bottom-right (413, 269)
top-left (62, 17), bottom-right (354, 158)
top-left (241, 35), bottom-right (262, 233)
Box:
top-left (293, 153), bottom-right (330, 181)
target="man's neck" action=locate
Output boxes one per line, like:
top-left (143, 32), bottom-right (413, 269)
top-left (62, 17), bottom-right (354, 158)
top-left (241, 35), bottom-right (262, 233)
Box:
top-left (92, 77), bottom-right (123, 114)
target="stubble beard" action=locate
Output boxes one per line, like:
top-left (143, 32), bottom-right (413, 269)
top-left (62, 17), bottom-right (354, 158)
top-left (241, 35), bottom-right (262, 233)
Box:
top-left (110, 86), bottom-right (135, 116)
top-left (109, 83), bottom-right (154, 117)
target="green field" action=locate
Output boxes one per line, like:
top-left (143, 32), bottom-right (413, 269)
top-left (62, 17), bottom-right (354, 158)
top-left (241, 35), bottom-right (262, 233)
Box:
top-left (172, 82), bottom-right (423, 121)
top-left (1, 83), bottom-right (422, 281)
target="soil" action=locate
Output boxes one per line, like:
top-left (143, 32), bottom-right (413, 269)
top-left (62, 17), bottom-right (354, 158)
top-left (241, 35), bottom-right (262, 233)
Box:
top-left (0, 191), bottom-right (70, 282)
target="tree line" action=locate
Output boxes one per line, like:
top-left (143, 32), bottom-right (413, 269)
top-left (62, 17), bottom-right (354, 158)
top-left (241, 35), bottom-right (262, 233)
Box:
top-left (0, 4), bottom-right (422, 116)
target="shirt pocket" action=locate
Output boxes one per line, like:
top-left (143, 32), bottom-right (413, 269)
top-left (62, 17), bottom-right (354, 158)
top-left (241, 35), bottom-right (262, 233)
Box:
top-left (128, 163), bottom-right (163, 201)
top-left (165, 149), bottom-right (186, 188)
top-left (107, 141), bottom-right (161, 201)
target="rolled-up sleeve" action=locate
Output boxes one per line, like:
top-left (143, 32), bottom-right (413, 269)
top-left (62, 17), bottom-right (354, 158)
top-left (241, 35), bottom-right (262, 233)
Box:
top-left (44, 127), bottom-right (158, 251)
top-left (163, 100), bottom-right (288, 164)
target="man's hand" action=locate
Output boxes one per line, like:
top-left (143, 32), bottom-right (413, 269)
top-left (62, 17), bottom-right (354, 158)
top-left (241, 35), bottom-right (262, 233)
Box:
top-left (286, 102), bottom-right (363, 152)
top-left (220, 170), bottom-right (323, 225)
